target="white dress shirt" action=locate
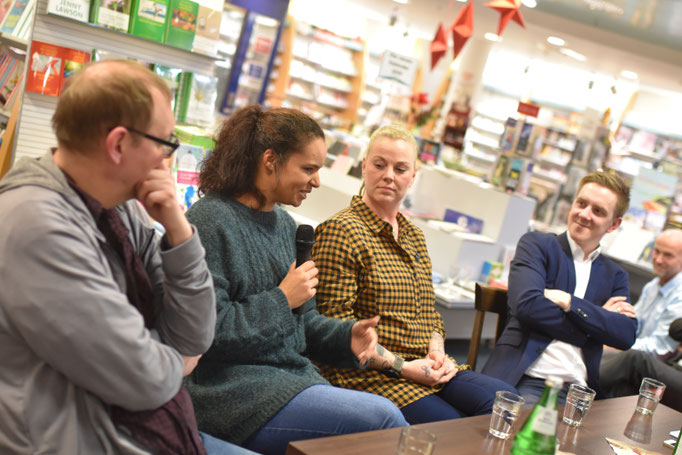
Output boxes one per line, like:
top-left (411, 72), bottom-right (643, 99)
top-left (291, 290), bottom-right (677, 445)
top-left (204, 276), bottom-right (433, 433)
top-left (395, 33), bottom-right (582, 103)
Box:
top-left (525, 234), bottom-right (600, 386)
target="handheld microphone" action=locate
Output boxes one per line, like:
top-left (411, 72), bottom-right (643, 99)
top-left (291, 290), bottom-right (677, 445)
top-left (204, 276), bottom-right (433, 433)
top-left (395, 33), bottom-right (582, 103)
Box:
top-left (295, 224), bottom-right (315, 314)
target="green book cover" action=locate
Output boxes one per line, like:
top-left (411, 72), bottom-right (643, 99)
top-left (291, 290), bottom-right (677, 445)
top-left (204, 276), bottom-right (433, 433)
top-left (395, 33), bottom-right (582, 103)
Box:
top-left (164, 0), bottom-right (197, 50)
top-left (175, 71), bottom-right (191, 123)
top-left (128, 0), bottom-right (169, 43)
top-left (90, 0), bottom-right (131, 32)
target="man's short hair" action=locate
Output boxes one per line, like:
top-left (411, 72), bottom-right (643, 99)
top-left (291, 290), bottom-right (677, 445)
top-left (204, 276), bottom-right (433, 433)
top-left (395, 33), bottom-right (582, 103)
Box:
top-left (577, 171), bottom-right (630, 219)
top-left (52, 60), bottom-right (172, 154)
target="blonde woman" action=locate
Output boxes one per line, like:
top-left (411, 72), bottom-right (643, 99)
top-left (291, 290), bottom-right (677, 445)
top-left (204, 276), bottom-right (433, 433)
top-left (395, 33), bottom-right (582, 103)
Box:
top-left (313, 125), bottom-right (517, 424)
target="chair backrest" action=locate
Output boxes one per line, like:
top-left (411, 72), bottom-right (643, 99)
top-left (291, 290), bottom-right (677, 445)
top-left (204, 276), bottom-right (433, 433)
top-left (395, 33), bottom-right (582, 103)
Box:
top-left (466, 282), bottom-right (509, 370)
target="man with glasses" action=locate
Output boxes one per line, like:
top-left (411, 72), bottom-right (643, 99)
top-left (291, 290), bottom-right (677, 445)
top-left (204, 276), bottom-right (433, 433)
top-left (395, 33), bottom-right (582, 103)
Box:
top-left (0, 60), bottom-right (252, 454)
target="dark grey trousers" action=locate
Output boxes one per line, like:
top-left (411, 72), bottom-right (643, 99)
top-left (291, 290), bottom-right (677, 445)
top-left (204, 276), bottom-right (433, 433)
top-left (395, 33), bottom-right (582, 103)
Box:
top-left (599, 349), bottom-right (682, 412)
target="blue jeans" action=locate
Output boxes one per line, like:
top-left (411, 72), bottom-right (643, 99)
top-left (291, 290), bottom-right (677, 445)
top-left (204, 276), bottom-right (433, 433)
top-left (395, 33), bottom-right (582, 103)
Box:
top-left (517, 375), bottom-right (570, 408)
top-left (243, 384), bottom-right (407, 455)
top-left (200, 432), bottom-right (258, 455)
top-left (400, 369), bottom-right (518, 424)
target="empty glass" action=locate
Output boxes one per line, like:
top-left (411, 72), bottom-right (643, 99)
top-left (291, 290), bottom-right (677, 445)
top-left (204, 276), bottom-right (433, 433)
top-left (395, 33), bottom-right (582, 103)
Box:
top-left (397, 427), bottom-right (436, 455)
top-left (489, 390), bottom-right (525, 439)
top-left (562, 384), bottom-right (596, 427)
top-left (635, 377), bottom-right (666, 416)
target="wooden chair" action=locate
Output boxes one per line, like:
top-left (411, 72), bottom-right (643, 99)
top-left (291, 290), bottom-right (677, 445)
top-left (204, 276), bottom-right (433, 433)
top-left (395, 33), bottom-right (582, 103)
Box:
top-left (466, 282), bottom-right (509, 370)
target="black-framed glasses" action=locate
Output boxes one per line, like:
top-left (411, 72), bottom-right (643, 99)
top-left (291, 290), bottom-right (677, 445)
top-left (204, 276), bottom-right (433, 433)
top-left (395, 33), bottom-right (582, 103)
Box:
top-left (125, 126), bottom-right (180, 157)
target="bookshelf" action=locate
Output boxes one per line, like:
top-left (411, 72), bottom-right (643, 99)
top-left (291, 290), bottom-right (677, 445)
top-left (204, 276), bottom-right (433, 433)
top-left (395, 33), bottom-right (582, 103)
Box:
top-left (11, 0), bottom-right (219, 163)
top-left (267, 17), bottom-right (365, 130)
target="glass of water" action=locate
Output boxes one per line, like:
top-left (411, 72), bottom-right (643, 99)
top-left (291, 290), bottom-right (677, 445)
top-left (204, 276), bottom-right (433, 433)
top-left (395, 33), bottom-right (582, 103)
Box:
top-left (635, 377), bottom-right (666, 416)
top-left (397, 427), bottom-right (436, 455)
top-left (489, 390), bottom-right (525, 439)
top-left (562, 384), bottom-right (596, 427)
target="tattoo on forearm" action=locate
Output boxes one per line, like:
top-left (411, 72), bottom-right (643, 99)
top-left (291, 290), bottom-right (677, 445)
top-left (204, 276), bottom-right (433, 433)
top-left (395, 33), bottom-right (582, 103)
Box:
top-left (368, 356), bottom-right (390, 370)
top-left (375, 344), bottom-right (386, 357)
top-left (422, 366), bottom-right (431, 377)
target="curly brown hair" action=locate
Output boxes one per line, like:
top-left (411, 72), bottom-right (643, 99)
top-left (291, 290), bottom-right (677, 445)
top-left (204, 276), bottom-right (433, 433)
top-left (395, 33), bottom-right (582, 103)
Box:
top-left (199, 105), bottom-right (324, 207)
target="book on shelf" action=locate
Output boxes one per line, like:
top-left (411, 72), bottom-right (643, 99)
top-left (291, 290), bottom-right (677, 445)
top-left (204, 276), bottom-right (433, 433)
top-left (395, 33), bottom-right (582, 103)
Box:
top-left (26, 41), bottom-right (90, 96)
top-left (89, 0), bottom-right (132, 32)
top-left (175, 71), bottom-right (217, 127)
top-left (0, 0), bottom-right (32, 36)
top-left (46, 0), bottom-right (89, 22)
top-left (163, 0), bottom-right (197, 50)
top-left (11, 0), bottom-right (32, 40)
top-left (0, 0), bottom-right (12, 25)
top-left (191, 0), bottom-right (221, 55)
top-left (152, 64), bottom-right (182, 112)
top-left (128, 0), bottom-right (169, 43)
top-left (0, 53), bottom-right (23, 107)
top-left (174, 124), bottom-right (214, 149)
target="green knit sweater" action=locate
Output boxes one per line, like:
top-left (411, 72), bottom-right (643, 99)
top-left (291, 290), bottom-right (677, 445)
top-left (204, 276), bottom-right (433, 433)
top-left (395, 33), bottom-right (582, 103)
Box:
top-left (185, 194), bottom-right (358, 445)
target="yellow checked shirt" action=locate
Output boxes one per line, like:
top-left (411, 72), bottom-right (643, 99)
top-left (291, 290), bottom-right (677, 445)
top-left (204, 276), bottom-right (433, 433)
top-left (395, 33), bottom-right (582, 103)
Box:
top-left (313, 195), bottom-right (461, 408)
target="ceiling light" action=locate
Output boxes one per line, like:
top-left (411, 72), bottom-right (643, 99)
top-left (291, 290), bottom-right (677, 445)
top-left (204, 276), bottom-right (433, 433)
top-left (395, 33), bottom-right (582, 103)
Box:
top-left (559, 48), bottom-right (587, 62)
top-left (620, 70), bottom-right (638, 80)
top-left (392, 0), bottom-right (408, 3)
top-left (547, 36), bottom-right (565, 46)
top-left (484, 33), bottom-right (500, 42)
top-left (522, 0), bottom-right (537, 7)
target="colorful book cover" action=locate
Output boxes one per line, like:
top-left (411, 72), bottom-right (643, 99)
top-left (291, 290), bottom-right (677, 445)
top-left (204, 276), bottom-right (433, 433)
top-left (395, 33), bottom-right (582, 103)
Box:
top-left (164, 0), bottom-right (197, 50)
top-left (59, 47), bottom-right (91, 92)
top-left (128, 0), bottom-right (168, 43)
top-left (0, 0), bottom-right (29, 34)
top-left (47, 0), bottom-right (88, 22)
top-left (26, 41), bottom-right (90, 96)
top-left (90, 0), bottom-right (132, 32)
top-left (0, 0), bottom-right (12, 24)
top-left (2, 68), bottom-right (23, 109)
top-left (0, 59), bottom-right (23, 105)
top-left (191, 0), bottom-right (221, 55)
top-left (12, 0), bottom-right (33, 39)
top-left (443, 208), bottom-right (484, 234)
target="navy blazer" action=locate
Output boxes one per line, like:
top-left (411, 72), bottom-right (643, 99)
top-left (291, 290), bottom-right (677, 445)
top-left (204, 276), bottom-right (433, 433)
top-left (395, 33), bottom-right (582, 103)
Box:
top-left (481, 231), bottom-right (637, 395)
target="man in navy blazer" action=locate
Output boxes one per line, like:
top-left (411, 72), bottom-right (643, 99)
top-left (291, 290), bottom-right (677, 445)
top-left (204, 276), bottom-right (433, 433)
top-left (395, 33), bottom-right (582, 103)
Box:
top-left (482, 171), bottom-right (638, 405)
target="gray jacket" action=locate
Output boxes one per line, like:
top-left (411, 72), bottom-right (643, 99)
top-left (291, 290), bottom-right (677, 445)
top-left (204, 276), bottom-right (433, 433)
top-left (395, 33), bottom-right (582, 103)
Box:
top-left (0, 152), bottom-right (216, 454)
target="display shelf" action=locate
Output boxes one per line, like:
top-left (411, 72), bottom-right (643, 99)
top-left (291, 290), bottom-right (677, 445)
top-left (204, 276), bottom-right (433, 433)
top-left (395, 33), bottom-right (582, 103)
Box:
top-left (465, 149), bottom-right (497, 163)
top-left (289, 74), bottom-right (353, 93)
top-left (13, 0), bottom-right (221, 161)
top-left (291, 54), bottom-right (357, 77)
top-left (0, 33), bottom-right (27, 51)
top-left (267, 17), bottom-right (364, 128)
top-left (538, 156), bottom-right (570, 168)
top-left (45, 12), bottom-right (222, 61)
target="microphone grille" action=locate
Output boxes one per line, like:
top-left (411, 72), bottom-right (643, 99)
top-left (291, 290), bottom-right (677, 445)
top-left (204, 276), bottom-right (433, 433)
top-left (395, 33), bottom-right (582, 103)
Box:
top-left (296, 224), bottom-right (314, 242)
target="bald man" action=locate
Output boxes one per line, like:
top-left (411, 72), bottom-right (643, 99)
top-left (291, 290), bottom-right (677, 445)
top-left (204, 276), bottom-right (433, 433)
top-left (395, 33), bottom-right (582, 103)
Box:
top-left (600, 229), bottom-right (682, 409)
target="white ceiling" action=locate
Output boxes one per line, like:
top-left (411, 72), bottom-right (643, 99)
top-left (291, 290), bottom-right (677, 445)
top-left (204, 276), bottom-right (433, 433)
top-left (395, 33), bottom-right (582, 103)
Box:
top-left (340, 0), bottom-right (682, 95)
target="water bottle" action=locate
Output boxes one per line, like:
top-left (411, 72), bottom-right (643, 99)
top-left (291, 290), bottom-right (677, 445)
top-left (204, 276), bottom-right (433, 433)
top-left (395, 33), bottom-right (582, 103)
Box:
top-left (511, 375), bottom-right (564, 455)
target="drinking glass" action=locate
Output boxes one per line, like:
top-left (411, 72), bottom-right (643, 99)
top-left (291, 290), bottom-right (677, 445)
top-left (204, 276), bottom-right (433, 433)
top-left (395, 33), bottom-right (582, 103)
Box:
top-left (562, 384), bottom-right (596, 427)
top-left (635, 377), bottom-right (666, 416)
top-left (397, 427), bottom-right (436, 455)
top-left (489, 390), bottom-right (525, 439)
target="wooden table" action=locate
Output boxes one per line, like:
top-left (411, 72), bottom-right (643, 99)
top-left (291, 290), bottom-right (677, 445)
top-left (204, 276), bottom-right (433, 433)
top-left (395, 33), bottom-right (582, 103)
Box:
top-left (286, 396), bottom-right (682, 455)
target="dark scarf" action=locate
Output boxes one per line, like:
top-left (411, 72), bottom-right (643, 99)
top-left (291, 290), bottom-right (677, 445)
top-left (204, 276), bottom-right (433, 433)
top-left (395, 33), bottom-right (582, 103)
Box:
top-left (67, 176), bottom-right (206, 455)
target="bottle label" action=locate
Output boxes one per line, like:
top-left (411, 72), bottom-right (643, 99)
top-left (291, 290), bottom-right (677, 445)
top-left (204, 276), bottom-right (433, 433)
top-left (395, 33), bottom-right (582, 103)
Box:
top-left (530, 407), bottom-right (558, 436)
